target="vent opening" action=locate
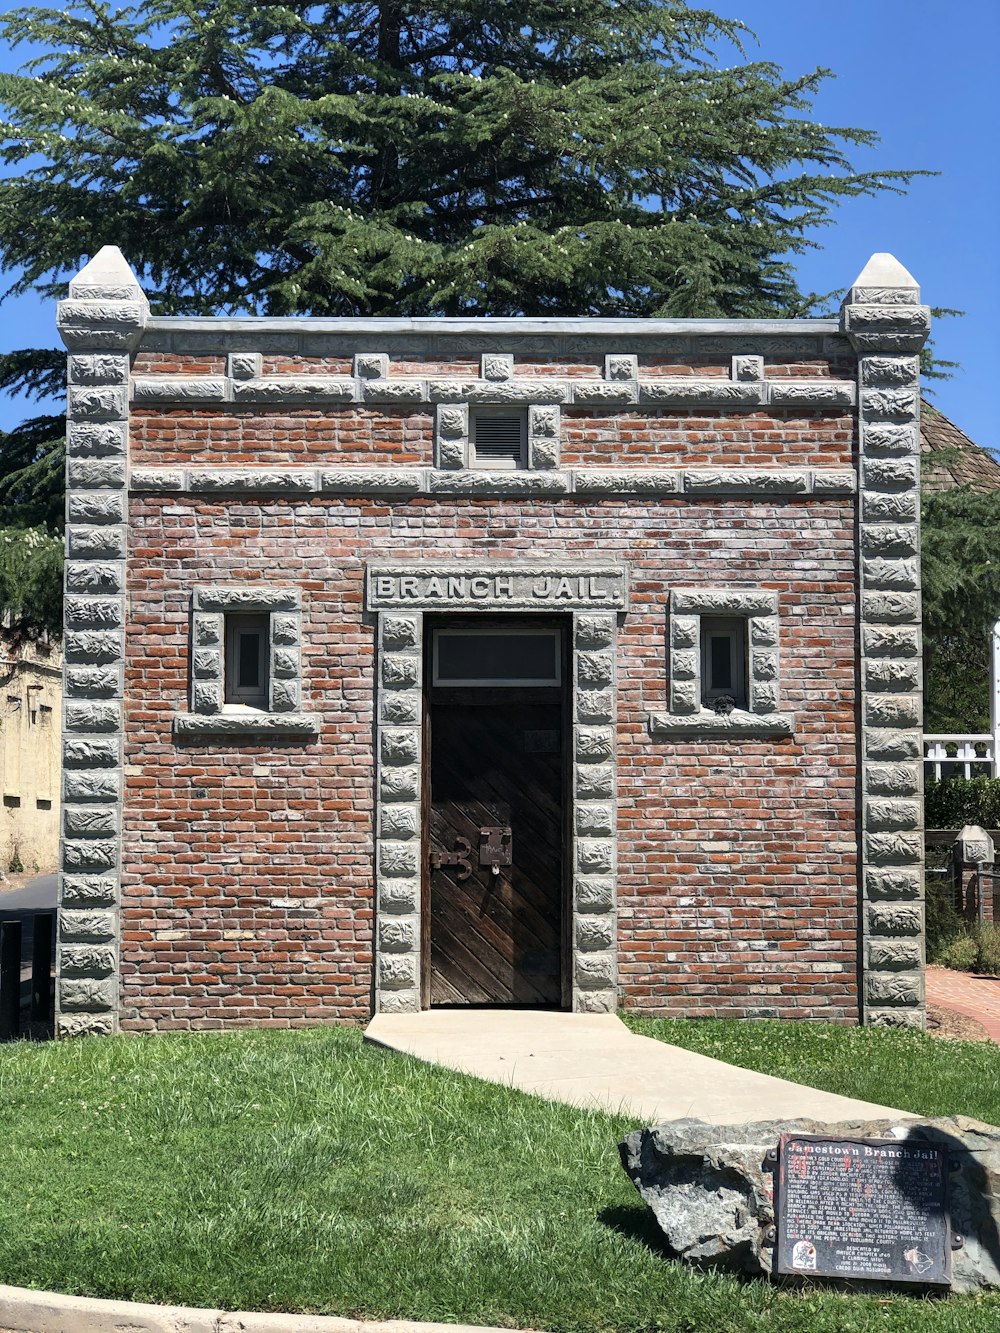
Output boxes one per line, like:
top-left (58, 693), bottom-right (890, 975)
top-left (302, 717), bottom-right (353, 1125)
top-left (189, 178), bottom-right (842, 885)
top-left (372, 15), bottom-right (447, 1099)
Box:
top-left (472, 408), bottom-right (526, 469)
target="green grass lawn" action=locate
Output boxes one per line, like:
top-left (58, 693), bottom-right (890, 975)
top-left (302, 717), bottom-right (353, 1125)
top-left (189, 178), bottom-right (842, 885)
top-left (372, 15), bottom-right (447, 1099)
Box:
top-left (1, 1022), bottom-right (999, 1332)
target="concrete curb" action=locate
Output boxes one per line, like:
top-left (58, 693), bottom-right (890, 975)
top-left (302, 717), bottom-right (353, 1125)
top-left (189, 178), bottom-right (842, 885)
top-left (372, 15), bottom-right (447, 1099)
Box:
top-left (0, 1285), bottom-right (532, 1333)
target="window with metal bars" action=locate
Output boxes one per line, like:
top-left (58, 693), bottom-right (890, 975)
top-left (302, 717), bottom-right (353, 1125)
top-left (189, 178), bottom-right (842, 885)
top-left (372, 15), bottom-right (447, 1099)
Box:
top-left (471, 407), bottom-right (527, 469)
top-left (700, 617), bottom-right (747, 709)
top-left (225, 613), bottom-right (269, 707)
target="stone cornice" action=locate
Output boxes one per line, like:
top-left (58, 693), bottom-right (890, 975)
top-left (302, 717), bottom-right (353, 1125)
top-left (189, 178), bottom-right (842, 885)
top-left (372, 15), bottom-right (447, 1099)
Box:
top-left (137, 321), bottom-right (850, 361)
top-left (145, 315), bottom-right (840, 337)
top-left (127, 465), bottom-right (857, 498)
top-left (130, 373), bottom-right (856, 410)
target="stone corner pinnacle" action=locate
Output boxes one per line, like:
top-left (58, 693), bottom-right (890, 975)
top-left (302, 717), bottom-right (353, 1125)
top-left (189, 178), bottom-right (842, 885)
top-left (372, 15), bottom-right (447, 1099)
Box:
top-left (842, 252), bottom-right (920, 308)
top-left (68, 245), bottom-right (148, 303)
top-left (839, 252), bottom-right (929, 352)
top-left (57, 247), bottom-right (149, 350)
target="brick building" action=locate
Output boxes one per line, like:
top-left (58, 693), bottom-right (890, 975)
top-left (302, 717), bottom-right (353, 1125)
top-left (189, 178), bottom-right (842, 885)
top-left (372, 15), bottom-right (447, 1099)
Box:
top-left (55, 247), bottom-right (929, 1036)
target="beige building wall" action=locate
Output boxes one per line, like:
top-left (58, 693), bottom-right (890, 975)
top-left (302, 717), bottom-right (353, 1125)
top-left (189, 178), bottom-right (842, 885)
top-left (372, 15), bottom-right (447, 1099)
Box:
top-left (0, 637), bottom-right (61, 874)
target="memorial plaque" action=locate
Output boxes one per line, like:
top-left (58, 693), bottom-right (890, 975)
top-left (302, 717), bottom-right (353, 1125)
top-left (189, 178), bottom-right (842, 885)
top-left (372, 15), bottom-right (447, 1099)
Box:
top-left (776, 1134), bottom-right (951, 1285)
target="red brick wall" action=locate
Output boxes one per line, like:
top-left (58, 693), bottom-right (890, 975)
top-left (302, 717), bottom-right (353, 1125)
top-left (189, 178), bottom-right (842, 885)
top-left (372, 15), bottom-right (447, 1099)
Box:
top-left (132, 353), bottom-right (226, 375)
top-left (131, 405), bottom-right (853, 470)
top-left (121, 484), bottom-right (858, 1030)
top-left (560, 408), bottom-right (854, 468)
top-left (131, 406), bottom-right (434, 466)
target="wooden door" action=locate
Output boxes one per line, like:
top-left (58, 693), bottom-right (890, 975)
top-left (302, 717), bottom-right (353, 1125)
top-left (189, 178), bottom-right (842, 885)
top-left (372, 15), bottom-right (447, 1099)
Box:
top-left (426, 699), bottom-right (564, 1006)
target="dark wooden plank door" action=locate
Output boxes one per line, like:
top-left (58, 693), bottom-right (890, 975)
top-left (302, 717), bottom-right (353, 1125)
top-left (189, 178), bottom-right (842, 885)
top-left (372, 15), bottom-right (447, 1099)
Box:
top-left (427, 701), bottom-right (563, 1006)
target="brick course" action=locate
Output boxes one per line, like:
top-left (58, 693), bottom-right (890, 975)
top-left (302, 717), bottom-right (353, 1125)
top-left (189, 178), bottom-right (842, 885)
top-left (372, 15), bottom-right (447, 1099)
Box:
top-left (131, 405), bottom-right (434, 466)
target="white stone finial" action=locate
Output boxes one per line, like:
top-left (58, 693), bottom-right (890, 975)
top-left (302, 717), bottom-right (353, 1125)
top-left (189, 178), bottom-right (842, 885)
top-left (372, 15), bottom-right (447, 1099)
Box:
top-left (58, 246), bottom-right (148, 349)
top-left (844, 253), bottom-right (920, 306)
top-left (68, 245), bottom-right (147, 302)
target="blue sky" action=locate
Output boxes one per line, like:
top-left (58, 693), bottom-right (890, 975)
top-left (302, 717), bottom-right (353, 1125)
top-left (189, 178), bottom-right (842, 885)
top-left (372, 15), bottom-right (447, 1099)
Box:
top-left (730, 0), bottom-right (1000, 449)
top-left (0, 0), bottom-right (997, 448)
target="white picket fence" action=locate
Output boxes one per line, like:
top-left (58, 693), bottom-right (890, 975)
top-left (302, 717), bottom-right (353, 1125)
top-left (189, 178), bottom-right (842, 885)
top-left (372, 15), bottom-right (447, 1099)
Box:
top-left (923, 734), bottom-right (996, 780)
top-left (923, 619), bottom-right (1000, 780)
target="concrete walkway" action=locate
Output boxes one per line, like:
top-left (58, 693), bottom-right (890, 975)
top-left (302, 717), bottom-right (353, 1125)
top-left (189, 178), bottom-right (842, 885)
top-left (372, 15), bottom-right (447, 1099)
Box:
top-left (365, 1010), bottom-right (914, 1125)
top-left (927, 964), bottom-right (1000, 1043)
top-left (0, 1284), bottom-right (512, 1333)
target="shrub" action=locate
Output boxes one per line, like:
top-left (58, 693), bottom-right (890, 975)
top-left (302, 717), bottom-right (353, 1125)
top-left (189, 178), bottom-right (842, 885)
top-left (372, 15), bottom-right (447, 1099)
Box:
top-left (973, 923), bottom-right (1000, 975)
top-left (937, 934), bottom-right (978, 971)
top-left (930, 911), bottom-right (1000, 975)
top-left (925, 777), bottom-right (1000, 830)
top-left (925, 871), bottom-right (967, 960)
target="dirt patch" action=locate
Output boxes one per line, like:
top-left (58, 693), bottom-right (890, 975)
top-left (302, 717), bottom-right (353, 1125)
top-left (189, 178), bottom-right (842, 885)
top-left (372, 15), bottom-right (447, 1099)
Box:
top-left (926, 1003), bottom-right (993, 1043)
top-left (0, 867), bottom-right (56, 896)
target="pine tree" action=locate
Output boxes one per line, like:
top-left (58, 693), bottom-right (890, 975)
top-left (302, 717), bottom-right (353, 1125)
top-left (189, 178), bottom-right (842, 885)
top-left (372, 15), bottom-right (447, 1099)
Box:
top-left (921, 486), bottom-right (1000, 734)
top-left (0, 526), bottom-right (63, 639)
top-left (0, 0), bottom-right (923, 542)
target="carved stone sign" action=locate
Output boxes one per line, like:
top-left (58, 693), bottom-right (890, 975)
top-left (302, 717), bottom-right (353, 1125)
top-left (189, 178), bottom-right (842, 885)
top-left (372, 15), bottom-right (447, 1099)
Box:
top-left (367, 563), bottom-right (628, 611)
top-left (776, 1133), bottom-right (951, 1285)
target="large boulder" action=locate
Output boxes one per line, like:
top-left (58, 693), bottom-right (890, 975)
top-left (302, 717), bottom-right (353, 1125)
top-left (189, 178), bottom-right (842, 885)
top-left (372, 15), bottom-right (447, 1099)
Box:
top-left (620, 1116), bottom-right (1000, 1293)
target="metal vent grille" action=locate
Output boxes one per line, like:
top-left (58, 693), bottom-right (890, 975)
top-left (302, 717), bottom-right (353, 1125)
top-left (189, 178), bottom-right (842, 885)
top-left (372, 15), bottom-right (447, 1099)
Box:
top-left (472, 410), bottom-right (526, 468)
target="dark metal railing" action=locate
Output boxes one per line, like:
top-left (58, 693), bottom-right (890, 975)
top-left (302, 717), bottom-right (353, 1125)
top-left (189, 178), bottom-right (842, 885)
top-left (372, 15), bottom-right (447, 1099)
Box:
top-left (0, 911), bottom-right (55, 1041)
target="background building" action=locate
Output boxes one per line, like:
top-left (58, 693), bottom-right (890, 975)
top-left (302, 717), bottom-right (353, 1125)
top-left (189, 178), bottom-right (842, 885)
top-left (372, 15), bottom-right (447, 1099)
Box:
top-left (0, 633), bottom-right (61, 875)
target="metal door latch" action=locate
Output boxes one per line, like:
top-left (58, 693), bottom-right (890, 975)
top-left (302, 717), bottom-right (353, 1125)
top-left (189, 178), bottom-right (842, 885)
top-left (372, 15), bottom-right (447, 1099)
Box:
top-left (479, 826), bottom-right (512, 876)
top-left (429, 836), bottom-right (472, 881)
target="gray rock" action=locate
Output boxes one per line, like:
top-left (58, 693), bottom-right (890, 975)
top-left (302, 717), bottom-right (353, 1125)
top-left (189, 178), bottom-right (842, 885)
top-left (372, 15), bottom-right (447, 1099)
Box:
top-left (620, 1116), bottom-right (1000, 1292)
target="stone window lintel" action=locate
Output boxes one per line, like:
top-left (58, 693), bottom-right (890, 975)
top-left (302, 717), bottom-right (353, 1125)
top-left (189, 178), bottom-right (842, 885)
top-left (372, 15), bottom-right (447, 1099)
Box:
top-left (173, 711), bottom-right (319, 737)
top-left (647, 709), bottom-right (794, 738)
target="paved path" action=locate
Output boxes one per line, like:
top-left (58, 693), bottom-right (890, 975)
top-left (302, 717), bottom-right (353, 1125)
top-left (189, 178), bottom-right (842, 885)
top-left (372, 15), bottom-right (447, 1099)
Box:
top-left (0, 1284), bottom-right (512, 1333)
top-left (0, 873), bottom-right (57, 915)
top-left (927, 964), bottom-right (1000, 1043)
top-left (366, 1010), bottom-right (914, 1125)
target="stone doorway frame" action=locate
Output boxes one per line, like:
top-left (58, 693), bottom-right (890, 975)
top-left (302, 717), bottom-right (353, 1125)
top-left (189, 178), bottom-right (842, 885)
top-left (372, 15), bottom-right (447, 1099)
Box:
top-left (369, 565), bottom-right (624, 1016)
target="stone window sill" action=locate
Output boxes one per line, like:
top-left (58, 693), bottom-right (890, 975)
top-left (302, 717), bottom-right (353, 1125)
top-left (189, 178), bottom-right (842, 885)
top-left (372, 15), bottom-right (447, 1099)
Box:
top-left (647, 708), bottom-right (795, 738)
top-left (174, 711), bottom-right (319, 737)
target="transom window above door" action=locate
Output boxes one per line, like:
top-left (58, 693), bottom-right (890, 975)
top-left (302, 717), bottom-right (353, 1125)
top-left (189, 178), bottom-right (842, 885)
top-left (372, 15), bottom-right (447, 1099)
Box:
top-left (432, 626), bottom-right (562, 686)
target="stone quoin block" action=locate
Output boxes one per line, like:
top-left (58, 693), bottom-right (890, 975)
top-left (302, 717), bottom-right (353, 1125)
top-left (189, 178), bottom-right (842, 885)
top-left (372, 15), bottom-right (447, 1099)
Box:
top-left (65, 665), bottom-right (122, 697)
top-left (379, 880), bottom-right (418, 914)
top-left (355, 352), bottom-right (389, 379)
top-left (66, 422), bottom-right (128, 457)
top-left (61, 877), bottom-right (118, 906)
top-left (63, 738), bottom-right (119, 768)
top-left (68, 459), bottom-right (128, 489)
top-left (605, 354), bottom-right (637, 380)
